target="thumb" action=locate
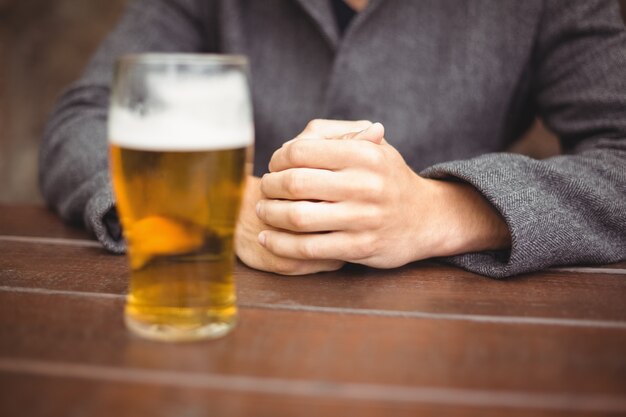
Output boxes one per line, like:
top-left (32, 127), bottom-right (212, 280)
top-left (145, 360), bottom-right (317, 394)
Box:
top-left (340, 122), bottom-right (385, 144)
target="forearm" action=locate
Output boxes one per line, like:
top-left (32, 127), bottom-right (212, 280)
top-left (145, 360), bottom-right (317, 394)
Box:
top-left (421, 148), bottom-right (626, 278)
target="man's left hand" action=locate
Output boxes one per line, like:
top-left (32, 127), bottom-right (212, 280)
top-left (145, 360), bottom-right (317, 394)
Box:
top-left (256, 120), bottom-right (512, 269)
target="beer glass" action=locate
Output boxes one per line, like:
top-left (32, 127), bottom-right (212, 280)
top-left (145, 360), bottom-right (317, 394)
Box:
top-left (108, 54), bottom-right (253, 341)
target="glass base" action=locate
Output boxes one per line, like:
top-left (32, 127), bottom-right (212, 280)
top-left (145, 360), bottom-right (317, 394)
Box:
top-left (125, 313), bottom-right (237, 342)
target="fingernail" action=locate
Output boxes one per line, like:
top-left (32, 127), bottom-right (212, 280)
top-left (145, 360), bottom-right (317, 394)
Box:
top-left (255, 201), bottom-right (262, 217)
top-left (258, 232), bottom-right (267, 246)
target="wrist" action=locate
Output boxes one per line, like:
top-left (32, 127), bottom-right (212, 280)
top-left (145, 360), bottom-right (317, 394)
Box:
top-left (427, 179), bottom-right (511, 257)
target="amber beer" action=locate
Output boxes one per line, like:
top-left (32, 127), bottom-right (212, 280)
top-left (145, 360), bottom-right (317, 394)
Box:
top-left (108, 54), bottom-right (253, 341)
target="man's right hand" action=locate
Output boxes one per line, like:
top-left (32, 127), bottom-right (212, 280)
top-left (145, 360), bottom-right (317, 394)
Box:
top-left (235, 176), bottom-right (345, 275)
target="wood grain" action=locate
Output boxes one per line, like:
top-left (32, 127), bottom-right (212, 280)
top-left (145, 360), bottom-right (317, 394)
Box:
top-left (4, 373), bottom-right (621, 417)
top-left (2, 240), bottom-right (626, 324)
top-left (2, 204), bottom-right (624, 269)
top-left (3, 372), bottom-right (625, 417)
top-left (0, 292), bottom-right (625, 408)
top-left (2, 205), bottom-right (626, 416)
top-left (0, 205), bottom-right (90, 239)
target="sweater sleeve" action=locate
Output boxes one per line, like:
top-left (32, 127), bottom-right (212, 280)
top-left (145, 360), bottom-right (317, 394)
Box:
top-left (420, 0), bottom-right (626, 278)
top-left (39, 0), bottom-right (214, 252)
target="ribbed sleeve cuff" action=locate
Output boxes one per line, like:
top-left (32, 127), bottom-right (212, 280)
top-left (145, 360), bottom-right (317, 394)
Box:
top-left (83, 172), bottom-right (126, 254)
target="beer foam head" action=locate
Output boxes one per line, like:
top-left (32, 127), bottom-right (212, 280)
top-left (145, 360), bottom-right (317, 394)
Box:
top-left (109, 71), bottom-right (253, 151)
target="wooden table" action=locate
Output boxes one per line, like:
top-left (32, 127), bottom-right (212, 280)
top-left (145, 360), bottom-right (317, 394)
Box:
top-left (0, 204), bottom-right (625, 416)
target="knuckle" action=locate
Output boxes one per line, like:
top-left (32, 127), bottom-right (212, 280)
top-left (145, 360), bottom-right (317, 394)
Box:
top-left (261, 233), bottom-right (274, 252)
top-left (259, 173), bottom-right (271, 195)
top-left (285, 142), bottom-right (306, 166)
top-left (298, 240), bottom-right (318, 259)
top-left (369, 208), bottom-right (385, 229)
top-left (365, 146), bottom-right (386, 166)
top-left (284, 171), bottom-right (305, 196)
top-left (305, 119), bottom-right (325, 132)
top-left (368, 176), bottom-right (386, 196)
top-left (353, 234), bottom-right (376, 259)
top-left (359, 205), bottom-right (384, 228)
top-left (287, 205), bottom-right (307, 229)
top-left (268, 150), bottom-right (281, 172)
top-left (358, 175), bottom-right (385, 198)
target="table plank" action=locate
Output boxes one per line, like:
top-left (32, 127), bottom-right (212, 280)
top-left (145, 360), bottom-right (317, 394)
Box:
top-left (0, 205), bottom-right (89, 240)
top-left (3, 372), bottom-right (624, 417)
top-left (2, 241), bottom-right (626, 323)
top-left (2, 205), bottom-right (626, 416)
top-left (1, 292), bottom-right (625, 400)
top-left (2, 204), bottom-right (625, 272)
top-left (4, 373), bottom-right (619, 417)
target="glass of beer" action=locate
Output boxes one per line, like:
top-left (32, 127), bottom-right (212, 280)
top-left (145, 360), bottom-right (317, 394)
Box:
top-left (108, 54), bottom-right (253, 341)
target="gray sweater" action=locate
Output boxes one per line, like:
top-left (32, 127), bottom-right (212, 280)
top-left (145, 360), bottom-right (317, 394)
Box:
top-left (40, 0), bottom-right (626, 278)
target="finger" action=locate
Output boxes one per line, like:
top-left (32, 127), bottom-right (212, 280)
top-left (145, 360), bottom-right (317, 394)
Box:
top-left (338, 122), bottom-right (385, 144)
top-left (280, 120), bottom-right (376, 148)
top-left (278, 259), bottom-right (345, 275)
top-left (256, 200), bottom-right (380, 232)
top-left (297, 119), bottom-right (373, 140)
top-left (236, 235), bottom-right (344, 275)
top-left (258, 230), bottom-right (374, 262)
top-left (245, 252), bottom-right (344, 276)
top-left (261, 168), bottom-right (349, 201)
top-left (269, 138), bottom-right (383, 172)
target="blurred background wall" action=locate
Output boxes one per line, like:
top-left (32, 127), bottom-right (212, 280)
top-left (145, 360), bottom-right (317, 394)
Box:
top-left (0, 0), bottom-right (128, 203)
top-left (1, 0), bottom-right (625, 204)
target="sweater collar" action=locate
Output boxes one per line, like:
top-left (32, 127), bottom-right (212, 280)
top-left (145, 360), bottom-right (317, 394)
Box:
top-left (293, 0), bottom-right (384, 50)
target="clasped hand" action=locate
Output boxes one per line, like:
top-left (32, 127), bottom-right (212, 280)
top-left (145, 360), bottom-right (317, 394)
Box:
top-left (253, 119), bottom-right (441, 271)
top-left (236, 119), bottom-right (511, 275)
